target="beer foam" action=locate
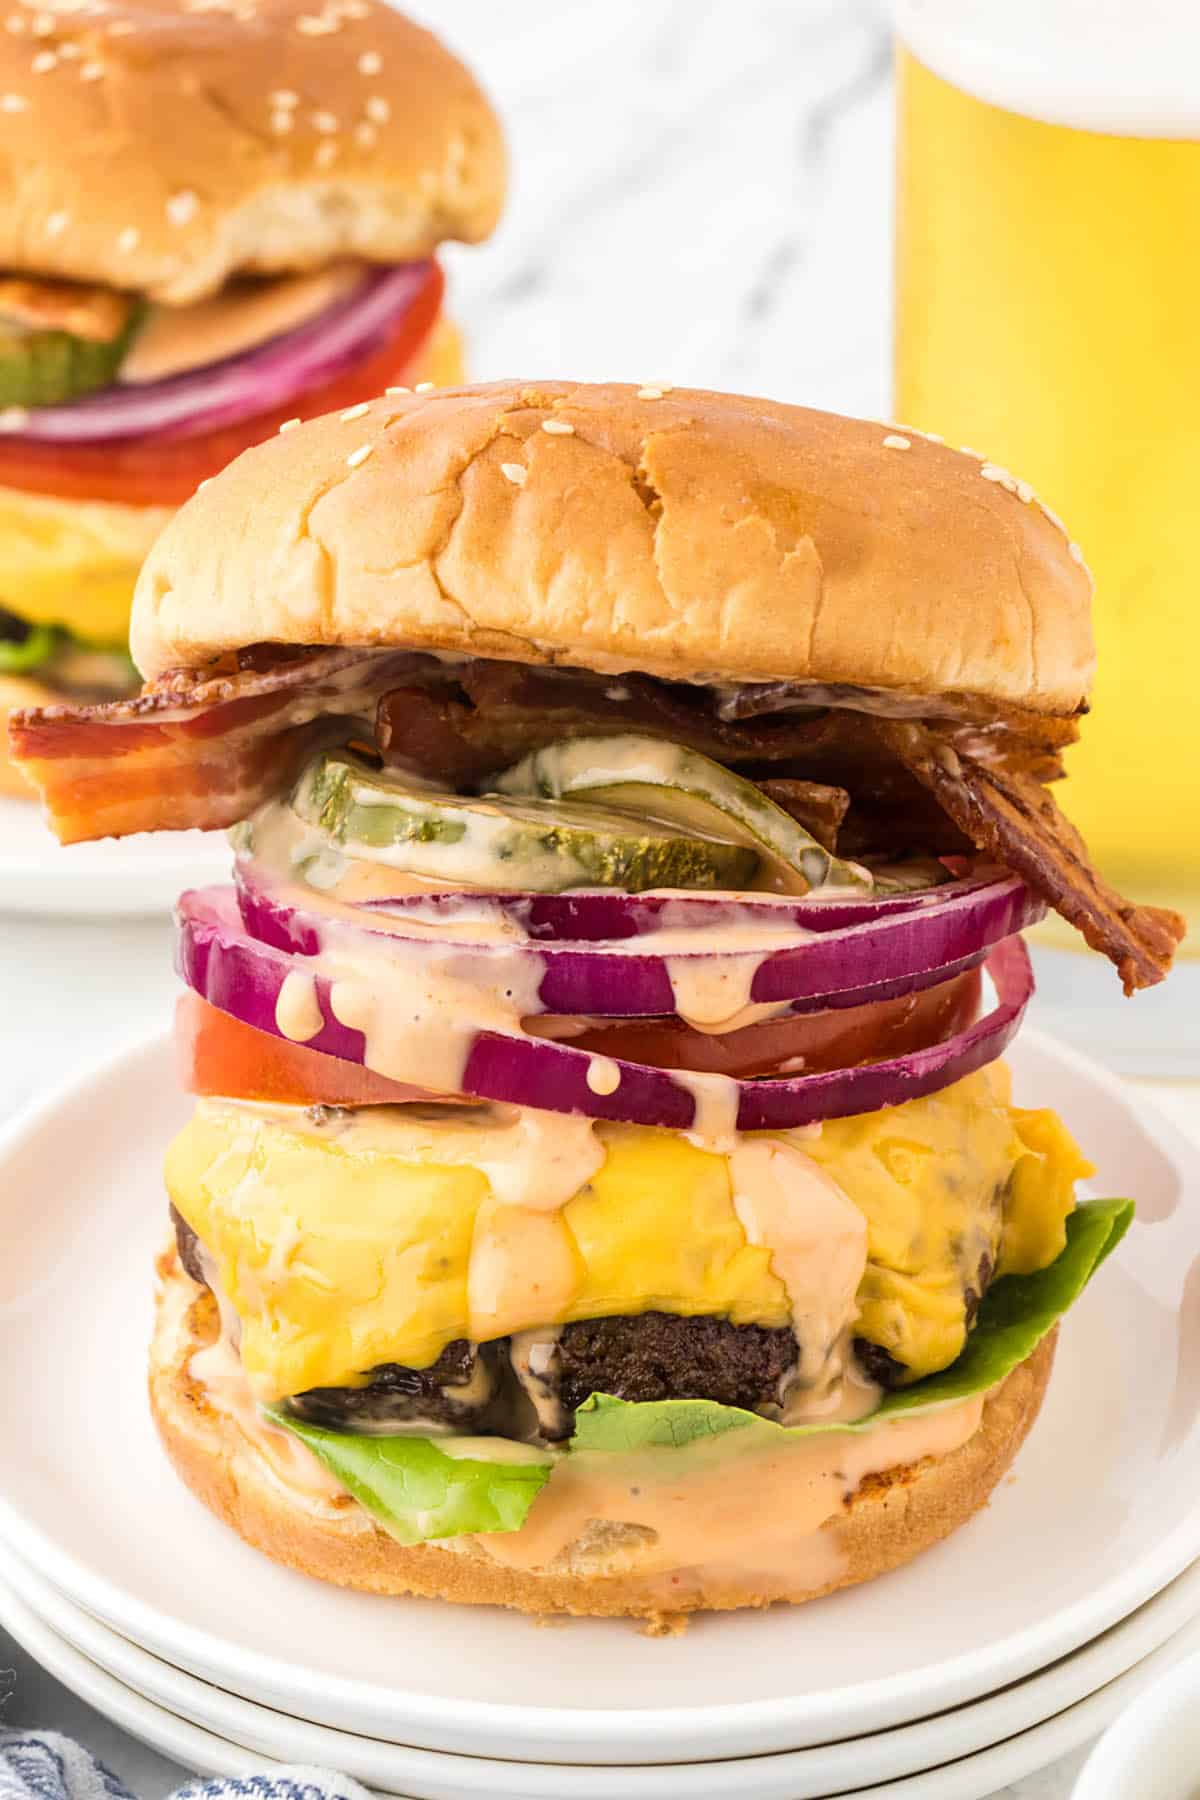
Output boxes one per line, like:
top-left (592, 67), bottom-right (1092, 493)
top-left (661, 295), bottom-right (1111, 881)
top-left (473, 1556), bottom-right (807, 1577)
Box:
top-left (895, 0), bottom-right (1200, 136)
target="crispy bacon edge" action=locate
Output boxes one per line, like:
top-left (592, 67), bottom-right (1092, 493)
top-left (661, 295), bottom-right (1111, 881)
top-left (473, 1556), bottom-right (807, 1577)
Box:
top-left (875, 720), bottom-right (1185, 994)
top-left (7, 648), bottom-right (425, 844)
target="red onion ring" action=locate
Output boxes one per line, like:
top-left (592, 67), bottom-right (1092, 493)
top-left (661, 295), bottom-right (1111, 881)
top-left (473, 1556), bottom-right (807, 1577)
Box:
top-left (348, 867), bottom-right (1009, 938)
top-left (176, 887), bottom-right (1034, 1131)
top-left (233, 870), bottom-right (1044, 1016)
top-left (4, 264), bottom-right (430, 445)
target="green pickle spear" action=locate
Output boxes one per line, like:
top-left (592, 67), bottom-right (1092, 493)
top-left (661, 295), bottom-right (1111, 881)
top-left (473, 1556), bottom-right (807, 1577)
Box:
top-left (0, 300), bottom-right (145, 409)
top-left (495, 734), bottom-right (873, 895)
top-left (291, 752), bottom-right (761, 893)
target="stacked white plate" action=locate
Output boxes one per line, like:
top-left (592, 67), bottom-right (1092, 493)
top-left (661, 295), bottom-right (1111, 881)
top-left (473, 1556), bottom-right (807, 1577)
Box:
top-left (1, 1028), bottom-right (1199, 1800)
top-left (0, 794), bottom-right (228, 915)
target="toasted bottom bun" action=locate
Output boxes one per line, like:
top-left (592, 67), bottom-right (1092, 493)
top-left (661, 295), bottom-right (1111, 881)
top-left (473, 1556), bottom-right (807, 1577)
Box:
top-left (152, 1262), bottom-right (1056, 1620)
top-left (151, 1258), bottom-right (1055, 1622)
top-left (0, 674), bottom-right (51, 798)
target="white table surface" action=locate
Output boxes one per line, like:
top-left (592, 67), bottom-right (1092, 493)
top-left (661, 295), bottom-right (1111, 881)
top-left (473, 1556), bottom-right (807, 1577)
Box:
top-left (1, 3), bottom-right (1196, 1795)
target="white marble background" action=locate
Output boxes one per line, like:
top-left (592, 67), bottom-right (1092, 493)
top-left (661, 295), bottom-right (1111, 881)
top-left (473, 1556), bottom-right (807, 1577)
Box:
top-left (0, 4), bottom-right (1175, 1796)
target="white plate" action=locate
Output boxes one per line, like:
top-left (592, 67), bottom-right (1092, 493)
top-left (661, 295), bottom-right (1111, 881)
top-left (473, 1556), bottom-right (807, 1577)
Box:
top-left (7, 1541), bottom-right (1200, 1798)
top-left (0, 1029), bottom-right (1197, 1764)
top-left (0, 795), bottom-right (228, 916)
top-left (0, 1579), bottom-right (282, 1786)
top-left (8, 1569), bottom-right (1200, 1800)
top-left (1073, 1647), bottom-right (1200, 1800)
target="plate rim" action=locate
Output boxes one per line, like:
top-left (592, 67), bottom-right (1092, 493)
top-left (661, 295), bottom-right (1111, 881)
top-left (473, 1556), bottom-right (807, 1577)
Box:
top-left (0, 1025), bottom-right (1197, 1760)
top-left (0, 795), bottom-right (228, 919)
top-left (6, 1563), bottom-right (1200, 1800)
top-left (5, 1535), bottom-right (1200, 1794)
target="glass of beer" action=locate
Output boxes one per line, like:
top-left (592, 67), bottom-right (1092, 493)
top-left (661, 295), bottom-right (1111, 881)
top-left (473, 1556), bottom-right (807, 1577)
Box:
top-left (894, 0), bottom-right (1200, 1070)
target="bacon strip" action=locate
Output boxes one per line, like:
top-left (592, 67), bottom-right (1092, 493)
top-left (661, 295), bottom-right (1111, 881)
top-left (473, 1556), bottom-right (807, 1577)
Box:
top-left (9, 648), bottom-right (426, 844)
top-left (10, 647), bottom-right (1186, 994)
top-left (875, 720), bottom-right (1185, 993)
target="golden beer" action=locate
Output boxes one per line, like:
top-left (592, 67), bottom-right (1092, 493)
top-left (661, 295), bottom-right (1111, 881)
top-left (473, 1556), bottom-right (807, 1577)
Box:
top-left (894, 34), bottom-right (1200, 929)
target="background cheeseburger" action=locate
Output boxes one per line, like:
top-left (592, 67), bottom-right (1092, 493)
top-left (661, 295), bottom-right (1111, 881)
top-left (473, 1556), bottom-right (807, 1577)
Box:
top-left (10, 385), bottom-right (1183, 1621)
top-left (0, 0), bottom-right (503, 796)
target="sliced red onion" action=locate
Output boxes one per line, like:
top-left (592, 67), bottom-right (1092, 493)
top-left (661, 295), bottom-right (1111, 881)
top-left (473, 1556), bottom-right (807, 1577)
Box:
top-left (347, 866), bottom-right (1010, 940)
top-left (176, 888), bottom-right (1033, 1130)
top-left (233, 869), bottom-right (1044, 1016)
top-left (5, 264), bottom-right (430, 445)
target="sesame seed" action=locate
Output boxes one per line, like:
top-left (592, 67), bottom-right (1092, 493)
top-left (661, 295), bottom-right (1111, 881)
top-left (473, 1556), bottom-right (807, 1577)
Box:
top-left (1039, 500), bottom-right (1070, 538)
top-left (919, 429), bottom-right (944, 443)
top-left (117, 225), bottom-right (139, 252)
top-left (296, 12), bottom-right (334, 30)
top-left (269, 88), bottom-right (298, 107)
top-left (314, 139), bottom-right (337, 168)
top-left (278, 417), bottom-right (301, 433)
top-left (340, 401), bottom-right (370, 421)
top-left (195, 477), bottom-right (212, 491)
top-left (384, 385), bottom-right (410, 396)
top-left (59, 39), bottom-right (80, 54)
top-left (0, 92), bottom-right (28, 109)
top-left (166, 189), bottom-right (198, 226)
top-left (31, 12), bottom-right (53, 34)
top-left (0, 405), bottom-right (30, 431)
top-left (959, 446), bottom-right (987, 460)
top-left (79, 59), bottom-right (103, 78)
top-left (882, 434), bottom-right (911, 450)
top-left (979, 462), bottom-right (1020, 494)
top-left (270, 110), bottom-right (293, 134)
top-left (365, 94), bottom-right (388, 123)
top-left (312, 109), bottom-right (337, 132)
top-left (45, 208), bottom-right (68, 235)
top-left (1068, 541), bottom-right (1086, 565)
top-left (414, 381), bottom-right (434, 393)
top-left (4, 15), bottom-right (24, 32)
top-left (500, 462), bottom-right (527, 486)
top-left (1016, 479), bottom-right (1034, 504)
top-left (357, 48), bottom-right (380, 73)
top-left (541, 418), bottom-right (574, 435)
top-left (354, 121), bottom-right (376, 148)
top-left (346, 443), bottom-right (372, 469)
top-left (31, 48), bottom-right (57, 69)
top-left (637, 386), bottom-right (664, 400)
top-left (343, 1), bottom-right (367, 16)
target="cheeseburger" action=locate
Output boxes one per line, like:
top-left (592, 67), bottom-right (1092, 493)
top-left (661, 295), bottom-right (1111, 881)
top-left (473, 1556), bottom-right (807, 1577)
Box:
top-left (0, 0), bottom-right (502, 796)
top-left (11, 385), bottom-right (1183, 1621)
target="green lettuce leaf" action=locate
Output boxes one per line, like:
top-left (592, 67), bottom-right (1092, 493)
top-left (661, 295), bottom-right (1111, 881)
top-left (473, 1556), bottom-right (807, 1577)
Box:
top-left (267, 1197), bottom-right (1132, 1542)
top-left (263, 1416), bottom-right (553, 1546)
top-left (0, 622), bottom-right (58, 675)
top-left (571, 1197), bottom-right (1134, 1454)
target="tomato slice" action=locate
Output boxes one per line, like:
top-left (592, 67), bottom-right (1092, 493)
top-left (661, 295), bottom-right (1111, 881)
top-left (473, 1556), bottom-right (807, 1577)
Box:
top-left (178, 968), bottom-right (982, 1109)
top-left (0, 261), bottom-right (445, 508)
top-left (528, 968), bottom-right (982, 1078)
top-left (177, 992), bottom-right (444, 1107)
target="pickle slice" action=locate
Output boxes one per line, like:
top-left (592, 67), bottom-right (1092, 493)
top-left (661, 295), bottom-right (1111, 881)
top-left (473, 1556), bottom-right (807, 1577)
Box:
top-left (291, 754), bottom-right (760, 893)
top-left (494, 735), bottom-right (873, 896)
top-left (0, 302), bottom-right (145, 409)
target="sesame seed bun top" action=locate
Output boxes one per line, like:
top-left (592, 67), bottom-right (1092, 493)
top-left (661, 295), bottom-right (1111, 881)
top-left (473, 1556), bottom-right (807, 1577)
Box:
top-left (132, 381), bottom-right (1097, 713)
top-left (0, 0), bottom-right (504, 304)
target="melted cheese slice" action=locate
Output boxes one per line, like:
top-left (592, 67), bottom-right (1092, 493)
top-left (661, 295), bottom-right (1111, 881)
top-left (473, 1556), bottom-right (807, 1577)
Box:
top-left (166, 1066), bottom-right (1089, 1404)
top-left (0, 484), bottom-right (171, 644)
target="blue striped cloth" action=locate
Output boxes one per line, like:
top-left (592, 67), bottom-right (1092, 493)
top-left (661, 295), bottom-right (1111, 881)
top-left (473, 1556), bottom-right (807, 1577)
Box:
top-left (0, 1735), bottom-right (369, 1800)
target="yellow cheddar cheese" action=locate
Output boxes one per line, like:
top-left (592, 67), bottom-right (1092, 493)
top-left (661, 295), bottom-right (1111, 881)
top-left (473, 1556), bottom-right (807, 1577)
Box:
top-left (0, 483), bottom-right (173, 645)
top-left (165, 1067), bottom-right (1091, 1403)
